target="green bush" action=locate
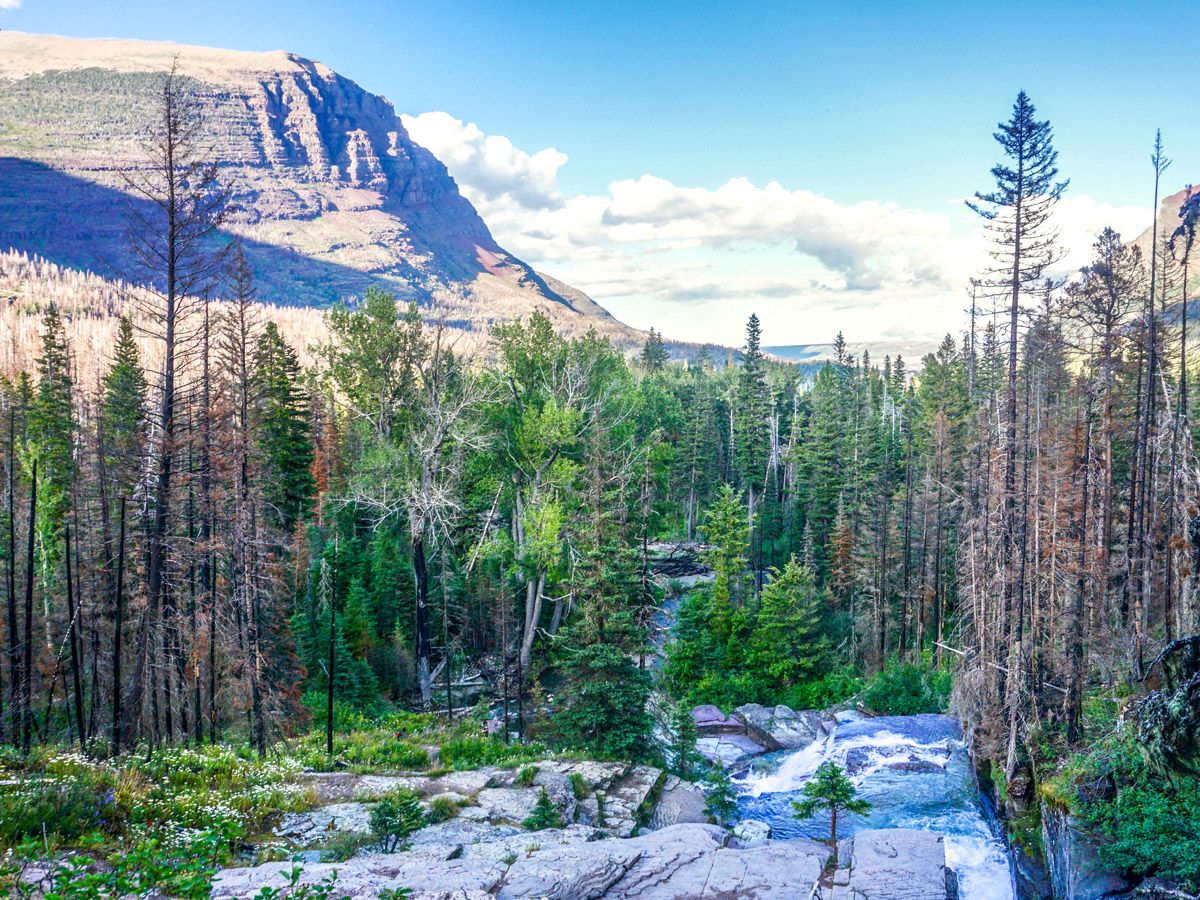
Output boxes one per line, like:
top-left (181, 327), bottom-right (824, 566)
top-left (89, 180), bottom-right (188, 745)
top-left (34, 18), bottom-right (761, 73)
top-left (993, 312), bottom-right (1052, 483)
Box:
top-left (569, 772), bottom-right (590, 800)
top-left (860, 660), bottom-right (951, 715)
top-left (522, 788), bottom-right (563, 831)
top-left (1072, 731), bottom-right (1200, 888)
top-left (291, 730), bottom-right (430, 772)
top-left (782, 668), bottom-right (864, 710)
top-left (703, 766), bottom-right (738, 827)
top-left (369, 788), bottom-right (426, 853)
top-left (0, 775), bottom-right (116, 844)
top-left (426, 796), bottom-right (460, 824)
top-left (438, 736), bottom-right (546, 769)
top-left (516, 765), bottom-right (539, 787)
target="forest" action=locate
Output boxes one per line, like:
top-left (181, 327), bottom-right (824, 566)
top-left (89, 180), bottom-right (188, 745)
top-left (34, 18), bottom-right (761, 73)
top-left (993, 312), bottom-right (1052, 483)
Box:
top-left (1, 74), bottom-right (1198, 896)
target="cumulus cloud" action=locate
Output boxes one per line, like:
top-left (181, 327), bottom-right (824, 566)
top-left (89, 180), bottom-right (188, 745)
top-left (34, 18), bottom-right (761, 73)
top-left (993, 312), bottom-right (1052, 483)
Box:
top-left (0, 0), bottom-right (21, 9)
top-left (402, 112), bottom-right (566, 210)
top-left (403, 111), bottom-right (1149, 345)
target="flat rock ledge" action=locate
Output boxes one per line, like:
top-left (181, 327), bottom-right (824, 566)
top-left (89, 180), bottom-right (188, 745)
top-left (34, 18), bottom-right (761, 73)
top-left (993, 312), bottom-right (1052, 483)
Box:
top-left (817, 828), bottom-right (957, 900)
top-left (214, 823), bottom-right (832, 899)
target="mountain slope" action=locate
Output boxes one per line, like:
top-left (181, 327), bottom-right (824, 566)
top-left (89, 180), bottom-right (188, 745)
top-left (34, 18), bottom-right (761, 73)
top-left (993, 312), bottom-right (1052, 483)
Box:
top-left (0, 31), bottom-right (641, 343)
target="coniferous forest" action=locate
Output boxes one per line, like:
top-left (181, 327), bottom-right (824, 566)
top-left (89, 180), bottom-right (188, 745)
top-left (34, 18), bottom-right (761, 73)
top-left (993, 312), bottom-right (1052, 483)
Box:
top-left (2, 69), bottom-right (1199, 899)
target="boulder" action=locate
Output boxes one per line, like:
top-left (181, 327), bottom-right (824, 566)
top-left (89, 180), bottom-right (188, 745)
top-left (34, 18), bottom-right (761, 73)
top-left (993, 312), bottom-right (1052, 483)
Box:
top-left (646, 775), bottom-right (710, 830)
top-left (692, 704), bottom-right (746, 734)
top-left (1042, 802), bottom-right (1136, 900)
top-left (696, 733), bottom-right (770, 769)
top-left (731, 819), bottom-right (772, 848)
top-left (595, 765), bottom-right (663, 837)
top-left (733, 704), bottom-right (831, 751)
top-left (275, 802), bottom-right (373, 845)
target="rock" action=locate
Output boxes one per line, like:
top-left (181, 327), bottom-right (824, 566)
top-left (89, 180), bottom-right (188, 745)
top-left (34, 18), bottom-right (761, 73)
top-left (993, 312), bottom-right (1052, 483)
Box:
top-left (457, 770), bottom-right (577, 827)
top-left (696, 733), bottom-right (770, 769)
top-left (1042, 802), bottom-right (1136, 900)
top-left (595, 765), bottom-right (663, 837)
top-left (831, 829), bottom-right (956, 900)
top-left (733, 704), bottom-right (831, 751)
top-left (646, 775), bottom-right (710, 830)
top-left (731, 819), bottom-right (772, 848)
top-left (459, 787), bottom-right (544, 825)
top-left (216, 823), bottom-right (832, 899)
top-left (275, 802), bottom-right (373, 844)
top-left (692, 704), bottom-right (746, 735)
top-left (213, 853), bottom-right (506, 899)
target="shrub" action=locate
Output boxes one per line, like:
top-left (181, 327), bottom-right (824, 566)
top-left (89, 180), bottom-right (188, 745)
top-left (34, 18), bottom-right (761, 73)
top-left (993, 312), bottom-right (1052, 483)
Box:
top-left (522, 788), bottom-right (563, 831)
top-left (516, 765), bottom-right (539, 787)
top-left (782, 668), bottom-right (864, 710)
top-left (438, 736), bottom-right (546, 769)
top-left (702, 766), bottom-right (738, 827)
top-left (570, 772), bottom-right (590, 800)
top-left (426, 796), bottom-right (460, 824)
top-left (860, 660), bottom-right (950, 715)
top-left (0, 774), bottom-right (117, 845)
top-left (369, 788), bottom-right (426, 853)
top-left (1073, 731), bottom-right (1200, 888)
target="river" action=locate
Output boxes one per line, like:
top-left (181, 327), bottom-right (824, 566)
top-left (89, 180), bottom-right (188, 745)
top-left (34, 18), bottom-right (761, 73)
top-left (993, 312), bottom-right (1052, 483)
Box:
top-left (735, 712), bottom-right (1014, 900)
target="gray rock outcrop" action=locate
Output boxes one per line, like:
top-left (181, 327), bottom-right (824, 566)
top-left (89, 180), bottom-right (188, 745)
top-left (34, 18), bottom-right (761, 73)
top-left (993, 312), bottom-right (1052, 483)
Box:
top-left (213, 823), bottom-right (832, 899)
top-left (1041, 802), bottom-right (1135, 900)
top-left (821, 828), bottom-right (956, 900)
top-left (733, 704), bottom-right (832, 751)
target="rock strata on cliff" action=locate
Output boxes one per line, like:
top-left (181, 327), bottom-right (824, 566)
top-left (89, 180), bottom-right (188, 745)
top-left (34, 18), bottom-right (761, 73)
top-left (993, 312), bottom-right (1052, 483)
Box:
top-left (0, 32), bottom-right (642, 344)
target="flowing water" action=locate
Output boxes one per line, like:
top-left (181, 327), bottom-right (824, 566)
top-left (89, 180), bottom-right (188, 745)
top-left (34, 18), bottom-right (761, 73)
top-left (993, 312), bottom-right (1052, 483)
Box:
top-left (735, 712), bottom-right (1014, 900)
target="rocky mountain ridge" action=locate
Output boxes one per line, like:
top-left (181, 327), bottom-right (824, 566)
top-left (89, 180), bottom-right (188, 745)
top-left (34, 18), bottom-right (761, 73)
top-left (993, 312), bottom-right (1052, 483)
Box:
top-left (0, 31), bottom-right (642, 344)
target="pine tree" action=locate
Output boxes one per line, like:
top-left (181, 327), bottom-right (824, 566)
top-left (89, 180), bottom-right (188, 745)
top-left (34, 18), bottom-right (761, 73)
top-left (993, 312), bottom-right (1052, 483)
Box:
top-left (253, 322), bottom-right (315, 535)
top-left (746, 558), bottom-right (825, 694)
top-left (641, 327), bottom-right (668, 371)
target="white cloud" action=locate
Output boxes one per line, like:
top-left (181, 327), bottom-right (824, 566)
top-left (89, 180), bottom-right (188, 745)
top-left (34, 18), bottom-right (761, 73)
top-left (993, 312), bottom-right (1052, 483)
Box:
top-left (401, 112), bottom-right (566, 210)
top-left (403, 111), bottom-right (1150, 346)
top-left (0, 0), bottom-right (22, 9)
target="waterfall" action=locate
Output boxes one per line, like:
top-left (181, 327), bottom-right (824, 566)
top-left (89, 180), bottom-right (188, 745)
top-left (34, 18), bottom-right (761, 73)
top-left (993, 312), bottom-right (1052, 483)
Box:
top-left (735, 713), bottom-right (1014, 900)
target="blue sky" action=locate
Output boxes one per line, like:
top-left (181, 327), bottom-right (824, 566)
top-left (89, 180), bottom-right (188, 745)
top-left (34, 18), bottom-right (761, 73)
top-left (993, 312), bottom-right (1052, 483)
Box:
top-left (4, 0), bottom-right (1198, 345)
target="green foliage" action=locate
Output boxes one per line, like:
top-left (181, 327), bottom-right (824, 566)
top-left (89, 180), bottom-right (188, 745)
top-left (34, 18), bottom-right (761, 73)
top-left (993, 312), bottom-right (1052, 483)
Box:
top-left (744, 558), bottom-right (825, 691)
top-left (703, 766), bottom-right (739, 827)
top-left (438, 736), bottom-right (547, 769)
top-left (548, 639), bottom-right (653, 761)
top-left (522, 788), bottom-right (563, 831)
top-left (640, 326), bottom-right (669, 372)
top-left (369, 788), bottom-right (426, 852)
top-left (0, 826), bottom-right (238, 900)
top-left (664, 559), bottom-right (833, 712)
top-left (1060, 730), bottom-right (1200, 888)
top-left (250, 861), bottom-right (351, 900)
top-left (791, 761), bottom-right (871, 856)
top-left (291, 720), bottom-right (430, 773)
top-left (569, 773), bottom-right (591, 800)
top-left (780, 668), bottom-right (864, 711)
top-left (669, 704), bottom-right (703, 781)
top-left (516, 765), bottom-right (539, 787)
top-left (317, 830), bottom-right (377, 863)
top-left (860, 660), bottom-right (951, 715)
top-left (253, 321), bottom-right (315, 533)
top-left (426, 796), bottom-right (460, 824)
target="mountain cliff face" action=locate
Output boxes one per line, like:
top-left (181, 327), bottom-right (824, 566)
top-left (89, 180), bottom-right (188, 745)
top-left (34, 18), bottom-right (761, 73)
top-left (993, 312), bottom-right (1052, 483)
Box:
top-left (0, 32), bottom-right (638, 341)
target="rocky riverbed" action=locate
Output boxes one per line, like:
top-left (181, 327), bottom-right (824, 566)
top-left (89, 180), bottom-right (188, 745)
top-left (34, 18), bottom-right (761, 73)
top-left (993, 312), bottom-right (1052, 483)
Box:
top-left (212, 710), bottom-right (968, 899)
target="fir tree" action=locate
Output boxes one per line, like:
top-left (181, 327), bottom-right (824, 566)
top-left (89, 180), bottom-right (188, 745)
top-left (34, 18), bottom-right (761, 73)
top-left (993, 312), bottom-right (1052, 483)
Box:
top-left (641, 327), bottom-right (668, 371)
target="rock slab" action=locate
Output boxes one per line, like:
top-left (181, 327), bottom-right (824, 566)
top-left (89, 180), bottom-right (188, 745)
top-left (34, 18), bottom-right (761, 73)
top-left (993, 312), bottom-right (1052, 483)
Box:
top-left (214, 823), bottom-right (832, 899)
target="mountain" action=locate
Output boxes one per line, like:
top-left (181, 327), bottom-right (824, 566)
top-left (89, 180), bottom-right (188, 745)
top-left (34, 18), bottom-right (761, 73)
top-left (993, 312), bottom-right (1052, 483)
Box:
top-left (766, 339), bottom-right (940, 372)
top-left (1129, 184), bottom-right (1200, 321)
top-left (0, 31), bottom-right (642, 344)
